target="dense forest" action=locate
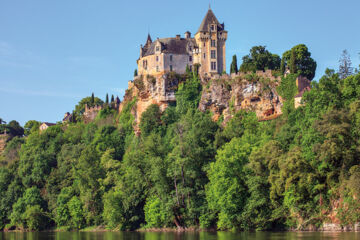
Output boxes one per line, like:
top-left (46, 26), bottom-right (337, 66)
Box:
top-left (0, 47), bottom-right (360, 232)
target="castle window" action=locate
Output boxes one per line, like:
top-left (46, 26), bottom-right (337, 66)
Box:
top-left (211, 62), bottom-right (216, 71)
top-left (203, 42), bottom-right (205, 47)
top-left (211, 25), bottom-right (215, 31)
top-left (143, 60), bottom-right (147, 70)
top-left (170, 55), bottom-right (173, 61)
top-left (189, 65), bottom-right (192, 72)
top-left (170, 65), bottom-right (173, 71)
top-left (156, 66), bottom-right (159, 72)
top-left (211, 40), bottom-right (216, 47)
top-left (189, 46), bottom-right (192, 51)
top-left (156, 46), bottom-right (160, 52)
top-left (211, 50), bottom-right (216, 59)
top-left (156, 56), bottom-right (159, 62)
top-left (189, 56), bottom-right (192, 62)
top-left (203, 53), bottom-right (206, 59)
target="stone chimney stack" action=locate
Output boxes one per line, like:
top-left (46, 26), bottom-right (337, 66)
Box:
top-left (176, 34), bottom-right (181, 40)
top-left (185, 31), bottom-right (191, 39)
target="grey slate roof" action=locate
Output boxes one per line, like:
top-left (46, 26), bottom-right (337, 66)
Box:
top-left (143, 38), bottom-right (197, 57)
top-left (197, 9), bottom-right (224, 33)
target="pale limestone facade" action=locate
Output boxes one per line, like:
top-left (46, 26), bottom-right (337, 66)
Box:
top-left (137, 8), bottom-right (227, 78)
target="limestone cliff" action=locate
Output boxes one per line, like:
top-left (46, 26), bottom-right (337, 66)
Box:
top-left (0, 134), bottom-right (8, 156)
top-left (119, 73), bottom-right (184, 132)
top-left (199, 70), bottom-right (283, 124)
top-left (119, 70), bottom-right (310, 130)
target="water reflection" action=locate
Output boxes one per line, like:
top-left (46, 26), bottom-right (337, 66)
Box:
top-left (1, 231), bottom-right (360, 240)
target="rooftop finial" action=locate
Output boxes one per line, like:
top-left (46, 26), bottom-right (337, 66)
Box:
top-left (209, 3), bottom-right (211, 9)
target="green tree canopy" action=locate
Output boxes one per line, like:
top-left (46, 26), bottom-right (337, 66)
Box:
top-left (282, 44), bottom-right (317, 80)
top-left (239, 46), bottom-right (281, 72)
top-left (230, 55), bottom-right (238, 74)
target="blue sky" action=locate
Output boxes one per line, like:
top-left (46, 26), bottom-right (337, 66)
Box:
top-left (0, 0), bottom-right (359, 126)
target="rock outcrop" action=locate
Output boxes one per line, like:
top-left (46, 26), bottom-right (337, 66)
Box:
top-left (199, 70), bottom-right (283, 124)
top-left (119, 73), bottom-right (184, 132)
top-left (0, 134), bottom-right (8, 156)
top-left (119, 70), bottom-right (311, 130)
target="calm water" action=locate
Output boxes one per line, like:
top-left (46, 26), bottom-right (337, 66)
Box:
top-left (1, 232), bottom-right (360, 240)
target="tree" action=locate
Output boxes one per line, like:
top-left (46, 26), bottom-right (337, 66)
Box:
top-left (23, 205), bottom-right (49, 230)
top-left (67, 196), bottom-right (84, 229)
top-left (280, 57), bottom-right (286, 74)
top-left (24, 120), bottom-right (40, 136)
top-left (91, 93), bottom-right (95, 104)
top-left (7, 120), bottom-right (24, 137)
top-left (338, 49), bottom-right (353, 79)
top-left (230, 55), bottom-right (238, 74)
top-left (290, 48), bottom-right (296, 74)
top-left (105, 93), bottom-right (109, 104)
top-left (0, 118), bottom-right (6, 125)
top-left (239, 46), bottom-right (281, 72)
top-left (139, 104), bottom-right (162, 137)
top-left (282, 44), bottom-right (317, 80)
top-left (134, 69), bottom-right (138, 77)
top-left (111, 95), bottom-right (115, 103)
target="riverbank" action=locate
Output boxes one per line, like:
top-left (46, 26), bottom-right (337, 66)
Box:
top-left (2, 223), bottom-right (360, 233)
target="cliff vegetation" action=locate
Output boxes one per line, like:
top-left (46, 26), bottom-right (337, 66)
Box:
top-left (0, 46), bottom-right (360, 232)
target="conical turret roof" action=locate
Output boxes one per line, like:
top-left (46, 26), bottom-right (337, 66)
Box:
top-left (197, 8), bottom-right (224, 33)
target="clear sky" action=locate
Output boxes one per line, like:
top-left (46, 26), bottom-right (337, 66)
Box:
top-left (0, 0), bottom-right (359, 126)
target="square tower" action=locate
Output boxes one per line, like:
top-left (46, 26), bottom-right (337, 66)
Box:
top-left (194, 8), bottom-right (227, 77)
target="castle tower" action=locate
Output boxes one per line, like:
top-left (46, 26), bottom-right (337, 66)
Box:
top-left (194, 8), bottom-right (227, 77)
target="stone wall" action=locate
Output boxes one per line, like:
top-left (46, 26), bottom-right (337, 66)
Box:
top-left (83, 104), bottom-right (102, 123)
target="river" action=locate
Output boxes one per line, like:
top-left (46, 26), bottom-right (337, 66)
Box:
top-left (1, 231), bottom-right (360, 240)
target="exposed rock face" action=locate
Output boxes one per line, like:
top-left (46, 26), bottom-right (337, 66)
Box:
top-left (119, 70), bottom-right (311, 131)
top-left (199, 71), bottom-right (283, 123)
top-left (0, 134), bottom-right (8, 156)
top-left (119, 73), bottom-right (184, 132)
top-left (321, 223), bottom-right (343, 231)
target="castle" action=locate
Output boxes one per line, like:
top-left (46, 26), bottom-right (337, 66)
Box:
top-left (137, 7), bottom-right (227, 78)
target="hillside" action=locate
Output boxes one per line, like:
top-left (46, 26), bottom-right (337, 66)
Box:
top-left (1, 50), bottom-right (360, 232)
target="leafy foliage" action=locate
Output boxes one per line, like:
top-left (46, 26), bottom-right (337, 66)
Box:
top-left (239, 46), bottom-right (281, 72)
top-left (282, 44), bottom-right (317, 80)
top-left (1, 64), bottom-right (360, 232)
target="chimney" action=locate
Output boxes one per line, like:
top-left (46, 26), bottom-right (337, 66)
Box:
top-left (185, 31), bottom-right (191, 39)
top-left (176, 34), bottom-right (181, 40)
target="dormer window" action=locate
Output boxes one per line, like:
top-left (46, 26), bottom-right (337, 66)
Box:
top-left (211, 25), bottom-right (215, 31)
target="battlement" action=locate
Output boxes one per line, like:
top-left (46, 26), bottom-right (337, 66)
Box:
top-left (83, 104), bottom-right (103, 123)
top-left (229, 69), bottom-right (281, 81)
